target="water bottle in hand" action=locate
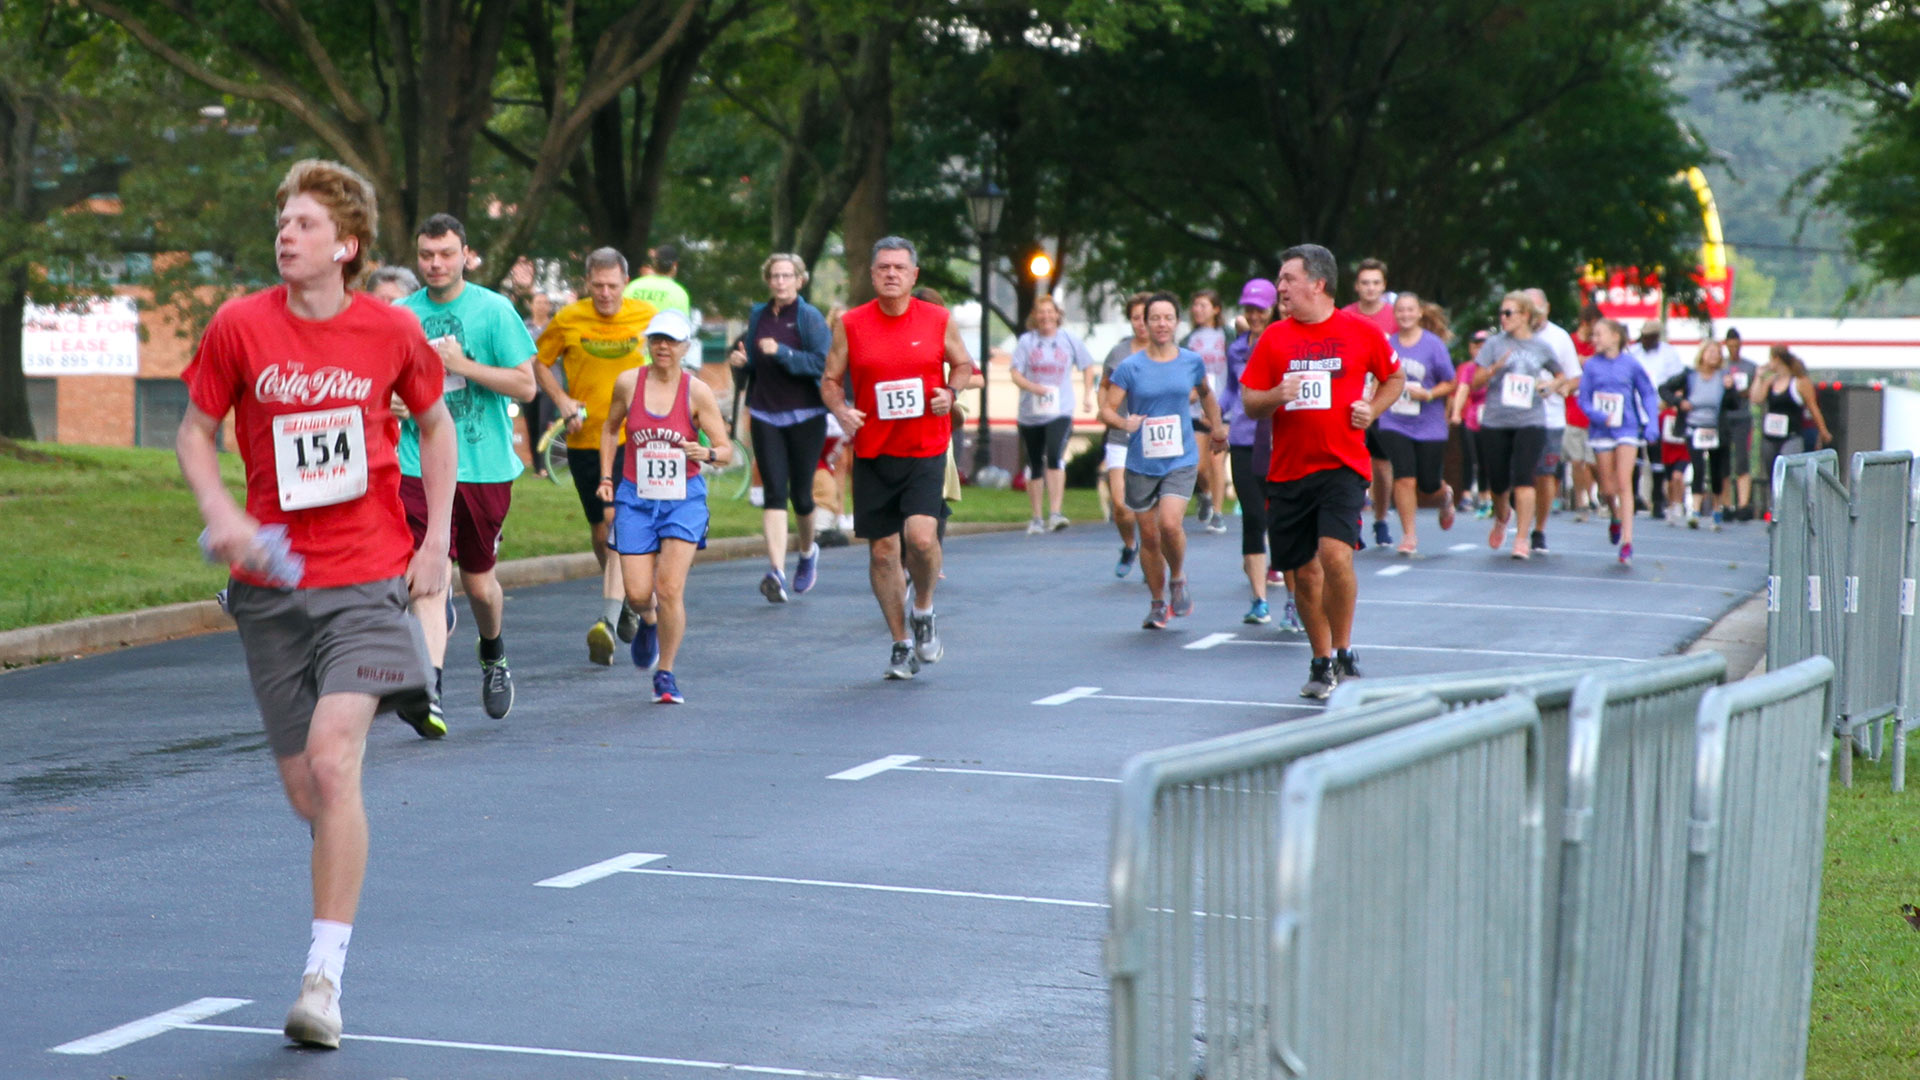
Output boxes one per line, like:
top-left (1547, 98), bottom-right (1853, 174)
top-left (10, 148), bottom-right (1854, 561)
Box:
top-left (200, 523), bottom-right (305, 589)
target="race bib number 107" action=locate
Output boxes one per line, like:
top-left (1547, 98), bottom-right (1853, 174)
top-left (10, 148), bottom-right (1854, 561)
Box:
top-left (272, 407), bottom-right (368, 511)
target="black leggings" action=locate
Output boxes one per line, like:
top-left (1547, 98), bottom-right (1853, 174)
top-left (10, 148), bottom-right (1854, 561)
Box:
top-left (1476, 426), bottom-right (1546, 497)
top-left (749, 413), bottom-right (828, 516)
top-left (1689, 437), bottom-right (1730, 495)
top-left (1018, 417), bottom-right (1073, 479)
top-left (1228, 444), bottom-right (1270, 557)
top-left (1458, 426), bottom-right (1481, 493)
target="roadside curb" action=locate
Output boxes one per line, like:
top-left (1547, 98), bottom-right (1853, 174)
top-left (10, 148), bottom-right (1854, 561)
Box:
top-left (0, 521), bottom-right (1024, 670)
top-left (1684, 587), bottom-right (1768, 681)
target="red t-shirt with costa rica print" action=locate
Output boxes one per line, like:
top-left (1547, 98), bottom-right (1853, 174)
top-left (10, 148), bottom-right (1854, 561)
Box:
top-left (183, 286), bottom-right (443, 588)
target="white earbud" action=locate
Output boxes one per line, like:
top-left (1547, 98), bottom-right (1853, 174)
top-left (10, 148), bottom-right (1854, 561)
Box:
top-left (332, 246), bottom-right (350, 263)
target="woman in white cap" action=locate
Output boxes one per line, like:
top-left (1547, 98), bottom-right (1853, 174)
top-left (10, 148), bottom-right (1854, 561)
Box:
top-left (597, 310), bottom-right (733, 705)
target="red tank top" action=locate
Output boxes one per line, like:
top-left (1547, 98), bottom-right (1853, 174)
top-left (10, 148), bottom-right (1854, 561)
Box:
top-left (624, 370), bottom-right (701, 483)
top-left (841, 297), bottom-right (951, 459)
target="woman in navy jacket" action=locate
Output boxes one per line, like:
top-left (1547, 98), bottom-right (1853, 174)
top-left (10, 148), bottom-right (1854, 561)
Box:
top-left (730, 252), bottom-right (832, 602)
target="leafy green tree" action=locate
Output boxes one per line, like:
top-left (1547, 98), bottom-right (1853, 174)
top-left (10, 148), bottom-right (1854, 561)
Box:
top-left (1692, 0), bottom-right (1920, 288)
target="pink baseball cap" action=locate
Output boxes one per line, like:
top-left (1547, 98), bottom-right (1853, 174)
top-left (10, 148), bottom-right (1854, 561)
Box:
top-left (1239, 278), bottom-right (1277, 308)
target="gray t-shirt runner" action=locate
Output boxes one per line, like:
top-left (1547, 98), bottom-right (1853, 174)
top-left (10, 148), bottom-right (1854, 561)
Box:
top-left (1102, 338), bottom-right (1141, 446)
top-left (1476, 332), bottom-right (1564, 429)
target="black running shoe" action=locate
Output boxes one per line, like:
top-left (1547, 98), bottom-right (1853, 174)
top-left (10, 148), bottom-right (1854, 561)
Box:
top-left (478, 648), bottom-right (514, 720)
top-left (1300, 657), bottom-right (1339, 700)
top-left (1334, 649), bottom-right (1363, 680)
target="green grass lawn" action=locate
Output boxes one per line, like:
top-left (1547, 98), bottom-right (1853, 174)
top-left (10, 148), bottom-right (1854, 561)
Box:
top-left (0, 440), bottom-right (1104, 633)
top-left (1809, 746), bottom-right (1920, 1079)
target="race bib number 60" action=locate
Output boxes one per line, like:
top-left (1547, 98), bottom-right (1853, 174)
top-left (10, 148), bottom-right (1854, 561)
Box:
top-left (874, 378), bottom-right (924, 420)
top-left (272, 407), bottom-right (367, 511)
top-left (1285, 371), bottom-right (1332, 412)
top-left (637, 444), bottom-right (688, 500)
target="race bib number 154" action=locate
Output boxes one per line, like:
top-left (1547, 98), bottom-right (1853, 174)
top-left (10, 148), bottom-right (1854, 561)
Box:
top-left (273, 407), bottom-right (368, 511)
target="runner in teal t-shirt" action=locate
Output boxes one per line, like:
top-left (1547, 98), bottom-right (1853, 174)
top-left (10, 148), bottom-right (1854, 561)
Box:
top-left (391, 214), bottom-right (539, 734)
top-left (397, 280), bottom-right (536, 483)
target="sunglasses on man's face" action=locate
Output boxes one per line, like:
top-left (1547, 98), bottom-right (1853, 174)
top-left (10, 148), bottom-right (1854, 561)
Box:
top-left (1499, 308), bottom-right (1518, 316)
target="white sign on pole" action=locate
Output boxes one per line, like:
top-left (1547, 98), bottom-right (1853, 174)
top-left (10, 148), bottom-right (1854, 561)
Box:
top-left (22, 297), bottom-right (141, 376)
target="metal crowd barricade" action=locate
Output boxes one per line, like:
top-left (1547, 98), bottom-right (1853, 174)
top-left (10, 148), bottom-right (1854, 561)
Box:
top-left (1269, 692), bottom-right (1545, 1080)
top-left (1546, 652), bottom-right (1727, 1080)
top-left (1840, 451), bottom-right (1911, 765)
top-left (1107, 694), bottom-right (1446, 1080)
top-left (1674, 657), bottom-right (1837, 1080)
top-left (1766, 450), bottom-right (1846, 690)
top-left (1897, 467), bottom-right (1920, 792)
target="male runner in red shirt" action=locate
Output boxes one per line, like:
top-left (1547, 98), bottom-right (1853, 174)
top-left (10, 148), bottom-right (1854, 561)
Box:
top-left (821, 236), bottom-right (975, 680)
top-left (1241, 244), bottom-right (1404, 699)
top-left (177, 159), bottom-right (456, 1049)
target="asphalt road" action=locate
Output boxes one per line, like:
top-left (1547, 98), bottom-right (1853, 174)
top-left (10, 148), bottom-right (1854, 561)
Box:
top-left (0, 504), bottom-right (1767, 1080)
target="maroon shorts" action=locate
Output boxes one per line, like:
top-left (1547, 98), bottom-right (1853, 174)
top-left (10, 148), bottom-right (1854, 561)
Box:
top-left (399, 476), bottom-right (513, 573)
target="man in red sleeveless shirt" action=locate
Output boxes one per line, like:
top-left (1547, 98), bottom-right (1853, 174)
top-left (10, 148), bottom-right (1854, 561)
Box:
top-left (821, 236), bottom-right (976, 680)
top-left (1241, 243), bottom-right (1404, 700)
top-left (177, 160), bottom-right (456, 1048)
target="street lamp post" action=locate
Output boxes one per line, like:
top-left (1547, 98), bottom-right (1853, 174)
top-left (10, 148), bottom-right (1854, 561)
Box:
top-left (966, 181), bottom-right (1005, 474)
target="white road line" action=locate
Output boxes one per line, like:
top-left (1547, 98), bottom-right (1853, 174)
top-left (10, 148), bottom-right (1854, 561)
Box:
top-left (535, 851), bottom-right (666, 888)
top-left (1184, 631), bottom-right (1238, 650)
top-left (623, 867), bottom-right (1105, 909)
top-left (1359, 598), bottom-right (1713, 623)
top-left (1449, 543), bottom-right (1478, 552)
top-left (1090, 691), bottom-right (1320, 710)
top-left (1222, 640), bottom-right (1639, 662)
top-left (901, 764), bottom-right (1118, 784)
top-left (1404, 567), bottom-right (1743, 593)
top-left (827, 755), bottom-right (922, 781)
top-left (50, 997), bottom-right (251, 1055)
top-left (1376, 564), bottom-right (1411, 577)
top-left (175, 1022), bottom-right (909, 1079)
top-left (827, 756), bottom-right (1116, 785)
top-left (1032, 685), bottom-right (1102, 705)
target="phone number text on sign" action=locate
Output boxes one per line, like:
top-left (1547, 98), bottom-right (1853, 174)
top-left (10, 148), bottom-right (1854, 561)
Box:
top-left (22, 298), bottom-right (141, 376)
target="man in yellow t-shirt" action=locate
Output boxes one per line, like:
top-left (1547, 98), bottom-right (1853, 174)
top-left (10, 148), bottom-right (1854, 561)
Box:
top-left (534, 246), bottom-right (658, 664)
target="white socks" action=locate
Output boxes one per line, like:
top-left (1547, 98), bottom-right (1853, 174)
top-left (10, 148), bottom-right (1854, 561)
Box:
top-left (305, 919), bottom-right (352, 992)
top-left (602, 597), bottom-right (624, 626)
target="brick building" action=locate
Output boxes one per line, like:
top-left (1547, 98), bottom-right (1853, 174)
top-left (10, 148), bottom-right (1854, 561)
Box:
top-left (24, 284), bottom-right (235, 449)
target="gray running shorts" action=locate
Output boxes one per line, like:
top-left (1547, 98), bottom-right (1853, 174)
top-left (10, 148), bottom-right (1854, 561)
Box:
top-left (226, 576), bottom-right (432, 757)
top-left (1124, 464), bottom-right (1199, 512)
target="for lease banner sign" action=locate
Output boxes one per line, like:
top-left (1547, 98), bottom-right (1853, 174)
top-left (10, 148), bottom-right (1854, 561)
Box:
top-left (23, 297), bottom-right (140, 376)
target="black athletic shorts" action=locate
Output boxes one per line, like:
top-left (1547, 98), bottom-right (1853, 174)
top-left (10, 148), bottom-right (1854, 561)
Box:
top-left (1265, 465), bottom-right (1367, 573)
top-left (568, 445), bottom-right (626, 525)
top-left (1375, 429), bottom-right (1445, 494)
top-left (852, 454), bottom-right (947, 539)
top-left (1365, 424), bottom-right (1387, 462)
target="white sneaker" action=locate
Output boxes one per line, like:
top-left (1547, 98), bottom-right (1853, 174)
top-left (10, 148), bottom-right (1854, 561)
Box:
top-left (748, 485), bottom-right (765, 508)
top-left (837, 513), bottom-right (855, 532)
top-left (283, 971), bottom-right (342, 1049)
top-left (1026, 518), bottom-right (1045, 535)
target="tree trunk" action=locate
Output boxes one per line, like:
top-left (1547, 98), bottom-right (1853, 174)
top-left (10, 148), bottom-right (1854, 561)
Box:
top-left (841, 124), bottom-right (889, 307)
top-left (0, 272), bottom-right (31, 441)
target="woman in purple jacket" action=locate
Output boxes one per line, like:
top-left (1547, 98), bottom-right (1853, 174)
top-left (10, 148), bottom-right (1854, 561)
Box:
top-left (1222, 278), bottom-right (1302, 629)
top-left (1576, 317), bottom-right (1661, 567)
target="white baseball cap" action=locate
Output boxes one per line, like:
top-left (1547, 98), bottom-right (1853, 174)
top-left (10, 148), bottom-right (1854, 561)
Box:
top-left (645, 310), bottom-right (692, 341)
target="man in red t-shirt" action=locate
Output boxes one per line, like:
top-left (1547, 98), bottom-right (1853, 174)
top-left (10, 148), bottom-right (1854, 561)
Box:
top-left (821, 236), bottom-right (975, 681)
top-left (176, 159), bottom-right (456, 1050)
top-left (1242, 244), bottom-right (1405, 700)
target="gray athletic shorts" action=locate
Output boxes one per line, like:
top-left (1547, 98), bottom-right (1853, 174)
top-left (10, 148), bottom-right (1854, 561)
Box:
top-left (1124, 464), bottom-right (1199, 512)
top-left (1561, 425), bottom-right (1595, 465)
top-left (226, 576), bottom-right (432, 757)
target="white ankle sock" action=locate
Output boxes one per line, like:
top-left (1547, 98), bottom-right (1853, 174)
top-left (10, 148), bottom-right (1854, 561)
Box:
top-left (305, 919), bottom-right (352, 991)
top-left (912, 603), bottom-right (933, 617)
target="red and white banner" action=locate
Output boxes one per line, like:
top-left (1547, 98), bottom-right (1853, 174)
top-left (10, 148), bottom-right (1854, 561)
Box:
top-left (1579, 266), bottom-right (1734, 322)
